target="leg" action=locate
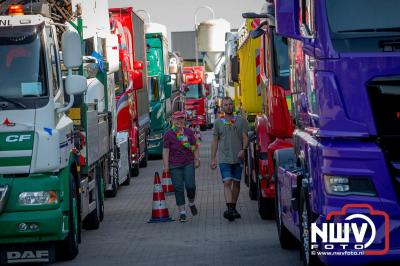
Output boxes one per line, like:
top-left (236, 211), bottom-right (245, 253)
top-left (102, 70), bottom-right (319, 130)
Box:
top-left (219, 163), bottom-right (235, 221)
top-left (231, 164), bottom-right (243, 218)
top-left (231, 180), bottom-right (241, 203)
top-left (183, 163), bottom-right (196, 203)
top-left (223, 180), bottom-right (234, 204)
top-left (170, 167), bottom-right (185, 209)
top-left (183, 163), bottom-right (198, 216)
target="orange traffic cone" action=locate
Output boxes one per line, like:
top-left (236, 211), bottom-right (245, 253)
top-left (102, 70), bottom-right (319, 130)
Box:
top-left (148, 172), bottom-right (173, 223)
top-left (162, 170), bottom-right (174, 194)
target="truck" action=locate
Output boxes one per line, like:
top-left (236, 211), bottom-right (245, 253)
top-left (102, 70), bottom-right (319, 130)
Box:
top-left (145, 24), bottom-right (172, 157)
top-left (234, 18), bottom-right (264, 203)
top-left (273, 0), bottom-right (400, 265)
top-left (169, 51), bottom-right (184, 112)
top-left (182, 66), bottom-right (208, 130)
top-left (0, 0), bottom-right (124, 263)
top-left (110, 7), bottom-right (151, 173)
top-left (241, 2), bottom-right (293, 220)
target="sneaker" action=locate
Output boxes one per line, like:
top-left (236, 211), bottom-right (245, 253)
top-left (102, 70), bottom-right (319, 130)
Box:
top-left (189, 205), bottom-right (198, 216)
top-left (233, 209), bottom-right (241, 219)
top-left (223, 210), bottom-right (235, 222)
top-left (179, 213), bottom-right (187, 222)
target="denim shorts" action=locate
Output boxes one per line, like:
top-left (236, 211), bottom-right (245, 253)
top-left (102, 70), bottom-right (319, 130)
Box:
top-left (219, 163), bottom-right (243, 182)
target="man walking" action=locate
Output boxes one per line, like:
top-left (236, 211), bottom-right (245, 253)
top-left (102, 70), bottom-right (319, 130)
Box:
top-left (210, 97), bottom-right (249, 221)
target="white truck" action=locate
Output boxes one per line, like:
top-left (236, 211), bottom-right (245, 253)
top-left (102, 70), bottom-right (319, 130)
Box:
top-left (0, 0), bottom-right (130, 264)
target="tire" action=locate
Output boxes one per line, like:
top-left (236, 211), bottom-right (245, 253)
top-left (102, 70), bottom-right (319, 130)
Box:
top-left (249, 176), bottom-right (257, 200)
top-left (130, 162), bottom-right (140, 177)
top-left (248, 150), bottom-right (257, 200)
top-left (82, 170), bottom-right (101, 230)
top-left (299, 186), bottom-right (321, 266)
top-left (257, 177), bottom-right (275, 219)
top-left (275, 175), bottom-right (297, 249)
top-left (105, 174), bottom-right (118, 198)
top-left (57, 175), bottom-right (79, 261)
top-left (200, 125), bottom-right (207, 131)
top-left (97, 167), bottom-right (105, 222)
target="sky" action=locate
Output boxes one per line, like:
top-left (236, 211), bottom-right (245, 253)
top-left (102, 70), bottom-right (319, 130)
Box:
top-left (108, 0), bottom-right (264, 32)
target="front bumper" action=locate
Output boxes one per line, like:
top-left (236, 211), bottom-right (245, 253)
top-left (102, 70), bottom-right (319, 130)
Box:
top-left (0, 209), bottom-right (67, 244)
top-left (148, 138), bottom-right (163, 156)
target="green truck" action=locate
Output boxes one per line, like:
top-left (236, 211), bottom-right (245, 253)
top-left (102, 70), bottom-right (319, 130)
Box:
top-left (145, 25), bottom-right (173, 156)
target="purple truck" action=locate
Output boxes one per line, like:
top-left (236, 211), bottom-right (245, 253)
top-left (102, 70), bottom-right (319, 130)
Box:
top-left (273, 0), bottom-right (400, 265)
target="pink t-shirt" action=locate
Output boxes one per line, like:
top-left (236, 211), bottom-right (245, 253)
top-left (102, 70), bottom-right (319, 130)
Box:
top-left (163, 128), bottom-right (196, 167)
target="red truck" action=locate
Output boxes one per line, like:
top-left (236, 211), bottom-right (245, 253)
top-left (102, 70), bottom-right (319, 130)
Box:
top-left (110, 7), bottom-right (150, 177)
top-left (242, 4), bottom-right (293, 219)
top-left (182, 66), bottom-right (208, 130)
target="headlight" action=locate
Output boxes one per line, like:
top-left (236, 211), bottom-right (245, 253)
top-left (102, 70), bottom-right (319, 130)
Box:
top-left (149, 133), bottom-right (163, 141)
top-left (324, 175), bottom-right (376, 196)
top-left (18, 191), bottom-right (58, 205)
top-left (198, 115), bottom-right (204, 120)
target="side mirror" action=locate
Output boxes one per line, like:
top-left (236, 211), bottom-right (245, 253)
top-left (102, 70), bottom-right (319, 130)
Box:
top-left (275, 0), bottom-right (302, 40)
top-left (83, 60), bottom-right (99, 79)
top-left (133, 71), bottom-right (143, 90)
top-left (164, 75), bottom-right (171, 83)
top-left (134, 60), bottom-right (144, 70)
top-left (62, 31), bottom-right (82, 69)
top-left (65, 75), bottom-right (87, 95)
top-left (242, 12), bottom-right (269, 19)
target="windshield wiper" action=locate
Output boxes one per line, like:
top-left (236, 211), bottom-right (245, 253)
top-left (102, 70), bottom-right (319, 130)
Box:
top-left (0, 96), bottom-right (27, 109)
top-left (337, 27), bottom-right (400, 33)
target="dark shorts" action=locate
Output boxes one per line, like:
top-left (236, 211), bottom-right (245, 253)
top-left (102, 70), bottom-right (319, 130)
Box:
top-left (219, 163), bottom-right (243, 182)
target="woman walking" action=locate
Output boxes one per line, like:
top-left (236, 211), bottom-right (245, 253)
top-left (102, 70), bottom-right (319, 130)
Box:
top-left (163, 111), bottom-right (201, 222)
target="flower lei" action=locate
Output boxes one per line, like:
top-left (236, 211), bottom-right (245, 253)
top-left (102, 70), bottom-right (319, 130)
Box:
top-left (220, 115), bottom-right (237, 126)
top-left (171, 125), bottom-right (200, 153)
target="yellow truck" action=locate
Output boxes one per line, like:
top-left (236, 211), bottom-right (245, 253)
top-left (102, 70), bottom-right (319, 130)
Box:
top-left (236, 19), bottom-right (263, 122)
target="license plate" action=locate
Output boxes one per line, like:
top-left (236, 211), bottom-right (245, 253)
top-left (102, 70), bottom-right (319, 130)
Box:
top-left (0, 244), bottom-right (55, 264)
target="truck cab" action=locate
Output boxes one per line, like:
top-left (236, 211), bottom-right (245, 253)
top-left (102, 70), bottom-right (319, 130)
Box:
top-left (0, 3), bottom-right (88, 263)
top-left (182, 66), bottom-right (207, 130)
top-left (146, 31), bottom-right (172, 156)
top-left (242, 2), bottom-right (293, 220)
top-left (274, 0), bottom-right (400, 265)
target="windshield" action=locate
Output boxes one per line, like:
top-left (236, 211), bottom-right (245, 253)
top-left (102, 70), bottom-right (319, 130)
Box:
top-left (274, 35), bottom-right (289, 78)
top-left (148, 76), bottom-right (160, 102)
top-left (326, 0), bottom-right (400, 37)
top-left (0, 25), bottom-right (47, 99)
top-left (185, 84), bottom-right (203, 99)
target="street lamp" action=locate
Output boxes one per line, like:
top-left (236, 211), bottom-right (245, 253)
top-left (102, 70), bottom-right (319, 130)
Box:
top-left (137, 9), bottom-right (151, 23)
top-left (194, 6), bottom-right (215, 65)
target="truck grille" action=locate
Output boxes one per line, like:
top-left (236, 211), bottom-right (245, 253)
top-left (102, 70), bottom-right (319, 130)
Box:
top-left (367, 76), bottom-right (400, 200)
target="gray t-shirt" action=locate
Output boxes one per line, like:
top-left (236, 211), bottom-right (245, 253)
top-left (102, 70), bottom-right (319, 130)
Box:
top-left (213, 116), bottom-right (249, 164)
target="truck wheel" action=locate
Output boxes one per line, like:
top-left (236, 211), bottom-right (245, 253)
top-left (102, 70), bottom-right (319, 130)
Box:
top-left (97, 169), bottom-right (105, 222)
top-left (248, 150), bottom-right (257, 200)
top-left (275, 175), bottom-right (297, 249)
top-left (57, 176), bottom-right (79, 261)
top-left (299, 186), bottom-right (321, 266)
top-left (257, 178), bottom-right (275, 219)
top-left (249, 176), bottom-right (257, 200)
top-left (243, 150), bottom-right (251, 187)
top-left (82, 171), bottom-right (101, 230)
top-left (105, 175), bottom-right (118, 198)
top-left (200, 125), bottom-right (207, 131)
top-left (130, 162), bottom-right (140, 177)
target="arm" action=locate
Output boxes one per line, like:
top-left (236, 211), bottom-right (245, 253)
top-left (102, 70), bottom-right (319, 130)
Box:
top-left (163, 148), bottom-right (170, 171)
top-left (210, 135), bottom-right (219, 169)
top-left (237, 120), bottom-right (249, 161)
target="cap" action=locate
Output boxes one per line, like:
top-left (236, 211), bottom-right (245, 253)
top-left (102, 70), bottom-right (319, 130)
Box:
top-left (172, 111), bottom-right (186, 119)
